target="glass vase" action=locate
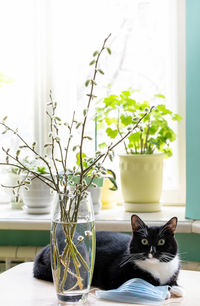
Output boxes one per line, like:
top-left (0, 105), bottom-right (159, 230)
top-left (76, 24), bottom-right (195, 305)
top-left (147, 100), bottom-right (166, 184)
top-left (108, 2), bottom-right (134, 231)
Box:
top-left (50, 191), bottom-right (95, 304)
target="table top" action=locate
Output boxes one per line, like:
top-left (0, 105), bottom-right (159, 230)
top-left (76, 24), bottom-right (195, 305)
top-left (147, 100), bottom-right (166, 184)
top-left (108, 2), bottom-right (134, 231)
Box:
top-left (0, 262), bottom-right (200, 305)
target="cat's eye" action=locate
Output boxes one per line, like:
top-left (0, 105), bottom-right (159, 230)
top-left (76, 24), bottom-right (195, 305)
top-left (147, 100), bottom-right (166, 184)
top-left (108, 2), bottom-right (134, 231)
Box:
top-left (141, 238), bottom-right (149, 245)
top-left (157, 239), bottom-right (165, 246)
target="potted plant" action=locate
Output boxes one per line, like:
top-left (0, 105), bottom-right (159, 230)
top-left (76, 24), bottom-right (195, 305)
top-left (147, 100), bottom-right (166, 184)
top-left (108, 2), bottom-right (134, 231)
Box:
top-left (0, 36), bottom-right (150, 303)
top-left (20, 159), bottom-right (56, 214)
top-left (2, 166), bottom-right (23, 209)
top-left (96, 90), bottom-right (182, 212)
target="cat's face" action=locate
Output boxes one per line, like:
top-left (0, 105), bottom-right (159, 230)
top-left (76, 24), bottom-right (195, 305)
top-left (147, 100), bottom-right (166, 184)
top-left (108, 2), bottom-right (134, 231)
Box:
top-left (129, 215), bottom-right (178, 263)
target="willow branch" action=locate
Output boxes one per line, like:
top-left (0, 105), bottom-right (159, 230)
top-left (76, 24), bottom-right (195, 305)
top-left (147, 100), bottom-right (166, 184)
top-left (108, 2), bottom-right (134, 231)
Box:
top-left (79, 33), bottom-right (111, 176)
top-left (0, 121), bottom-right (56, 187)
top-left (64, 111), bottom-right (75, 168)
top-left (46, 95), bottom-right (60, 189)
top-left (1, 172), bottom-right (36, 189)
top-left (0, 151), bottom-right (57, 191)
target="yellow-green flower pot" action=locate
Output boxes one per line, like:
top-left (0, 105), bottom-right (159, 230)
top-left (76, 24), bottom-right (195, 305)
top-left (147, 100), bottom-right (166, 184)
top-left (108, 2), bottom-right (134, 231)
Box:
top-left (119, 154), bottom-right (164, 212)
top-left (100, 179), bottom-right (117, 209)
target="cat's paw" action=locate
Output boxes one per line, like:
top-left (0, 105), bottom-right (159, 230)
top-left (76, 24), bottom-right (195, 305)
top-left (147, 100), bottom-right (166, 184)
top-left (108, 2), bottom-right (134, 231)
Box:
top-left (170, 286), bottom-right (184, 297)
top-left (166, 290), bottom-right (171, 299)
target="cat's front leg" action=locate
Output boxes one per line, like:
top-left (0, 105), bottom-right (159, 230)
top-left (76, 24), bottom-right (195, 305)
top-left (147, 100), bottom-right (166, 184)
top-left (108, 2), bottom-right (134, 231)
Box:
top-left (166, 269), bottom-right (184, 298)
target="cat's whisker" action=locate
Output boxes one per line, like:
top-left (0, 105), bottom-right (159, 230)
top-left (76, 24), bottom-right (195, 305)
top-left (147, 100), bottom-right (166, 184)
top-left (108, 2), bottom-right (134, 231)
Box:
top-left (120, 253), bottom-right (145, 267)
top-left (159, 253), bottom-right (175, 262)
top-left (120, 258), bottom-right (132, 267)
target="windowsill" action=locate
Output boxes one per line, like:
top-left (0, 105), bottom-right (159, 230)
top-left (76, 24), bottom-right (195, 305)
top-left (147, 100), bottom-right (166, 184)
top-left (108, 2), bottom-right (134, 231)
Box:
top-left (0, 201), bottom-right (199, 234)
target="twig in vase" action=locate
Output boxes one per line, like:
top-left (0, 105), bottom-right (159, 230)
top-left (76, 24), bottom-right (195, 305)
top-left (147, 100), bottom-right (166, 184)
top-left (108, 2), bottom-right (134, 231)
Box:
top-left (79, 33), bottom-right (111, 178)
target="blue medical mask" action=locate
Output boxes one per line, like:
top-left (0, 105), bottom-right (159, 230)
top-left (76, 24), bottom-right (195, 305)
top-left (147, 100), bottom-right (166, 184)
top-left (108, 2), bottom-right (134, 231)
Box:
top-left (96, 278), bottom-right (169, 305)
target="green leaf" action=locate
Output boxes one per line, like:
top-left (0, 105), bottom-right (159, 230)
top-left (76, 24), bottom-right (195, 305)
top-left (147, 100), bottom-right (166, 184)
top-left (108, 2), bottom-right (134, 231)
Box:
top-left (120, 90), bottom-right (131, 98)
top-left (89, 60), bottom-right (96, 66)
top-left (172, 114), bottom-right (183, 122)
top-left (85, 80), bottom-right (90, 87)
top-left (107, 177), bottom-right (118, 191)
top-left (98, 69), bottom-right (104, 75)
top-left (76, 122), bottom-right (82, 129)
top-left (2, 116), bottom-right (8, 121)
top-left (120, 114), bottom-right (132, 126)
top-left (103, 95), bottom-right (118, 108)
top-left (44, 143), bottom-right (52, 148)
top-left (149, 138), bottom-right (161, 149)
top-left (37, 167), bottom-right (48, 174)
top-left (149, 125), bottom-right (158, 135)
top-left (162, 148), bottom-right (173, 158)
top-left (16, 150), bottom-right (20, 157)
top-left (159, 127), bottom-right (176, 142)
top-left (106, 128), bottom-right (118, 139)
top-left (157, 104), bottom-right (172, 115)
top-left (154, 94), bottom-right (166, 99)
top-left (83, 109), bottom-right (88, 116)
top-left (105, 117), bottom-right (117, 125)
top-left (93, 50), bottom-right (99, 57)
top-left (84, 136), bottom-right (93, 140)
top-left (106, 47), bottom-right (111, 55)
top-left (128, 132), bottom-right (141, 143)
top-left (106, 169), bottom-right (116, 180)
top-left (98, 142), bottom-right (107, 149)
top-left (76, 152), bottom-right (87, 167)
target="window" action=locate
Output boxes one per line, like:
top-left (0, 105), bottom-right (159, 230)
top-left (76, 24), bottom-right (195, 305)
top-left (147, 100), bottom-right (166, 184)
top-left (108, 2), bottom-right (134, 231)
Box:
top-left (0, 0), bottom-right (185, 204)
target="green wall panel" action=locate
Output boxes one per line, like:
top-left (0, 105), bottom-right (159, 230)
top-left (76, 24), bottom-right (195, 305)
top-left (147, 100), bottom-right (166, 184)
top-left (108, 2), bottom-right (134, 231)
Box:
top-left (0, 230), bottom-right (200, 262)
top-left (0, 230), bottom-right (50, 246)
top-left (186, 0), bottom-right (200, 219)
top-left (175, 233), bottom-right (200, 262)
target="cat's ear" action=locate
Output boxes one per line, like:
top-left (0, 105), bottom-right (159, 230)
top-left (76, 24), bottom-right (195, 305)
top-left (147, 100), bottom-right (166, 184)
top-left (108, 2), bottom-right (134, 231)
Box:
top-left (163, 217), bottom-right (178, 234)
top-left (131, 215), bottom-right (147, 232)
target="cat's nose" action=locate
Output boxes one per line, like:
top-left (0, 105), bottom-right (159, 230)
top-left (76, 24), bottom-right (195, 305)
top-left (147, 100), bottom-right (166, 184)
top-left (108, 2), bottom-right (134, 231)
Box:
top-left (149, 246), bottom-right (156, 258)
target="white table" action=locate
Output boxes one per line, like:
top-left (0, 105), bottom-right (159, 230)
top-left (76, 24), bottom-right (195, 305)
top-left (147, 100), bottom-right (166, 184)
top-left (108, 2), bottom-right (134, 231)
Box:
top-left (0, 262), bottom-right (200, 305)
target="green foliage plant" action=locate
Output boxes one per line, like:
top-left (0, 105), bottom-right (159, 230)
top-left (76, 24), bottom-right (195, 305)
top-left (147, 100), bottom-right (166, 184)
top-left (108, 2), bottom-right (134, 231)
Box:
top-left (96, 90), bottom-right (182, 157)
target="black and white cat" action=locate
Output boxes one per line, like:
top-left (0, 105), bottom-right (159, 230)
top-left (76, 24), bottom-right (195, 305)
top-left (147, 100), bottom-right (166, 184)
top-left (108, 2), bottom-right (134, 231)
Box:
top-left (33, 215), bottom-right (183, 297)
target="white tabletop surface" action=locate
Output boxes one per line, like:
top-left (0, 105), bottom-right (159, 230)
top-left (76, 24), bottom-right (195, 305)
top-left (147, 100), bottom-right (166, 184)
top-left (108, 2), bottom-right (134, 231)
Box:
top-left (0, 262), bottom-right (200, 306)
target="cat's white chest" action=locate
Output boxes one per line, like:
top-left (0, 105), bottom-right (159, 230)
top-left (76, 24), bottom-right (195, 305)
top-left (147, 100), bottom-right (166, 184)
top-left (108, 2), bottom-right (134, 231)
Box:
top-left (134, 255), bottom-right (179, 285)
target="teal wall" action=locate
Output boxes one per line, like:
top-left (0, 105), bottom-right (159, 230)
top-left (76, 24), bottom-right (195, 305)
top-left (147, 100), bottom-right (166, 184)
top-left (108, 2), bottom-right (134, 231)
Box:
top-left (186, 0), bottom-right (200, 219)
